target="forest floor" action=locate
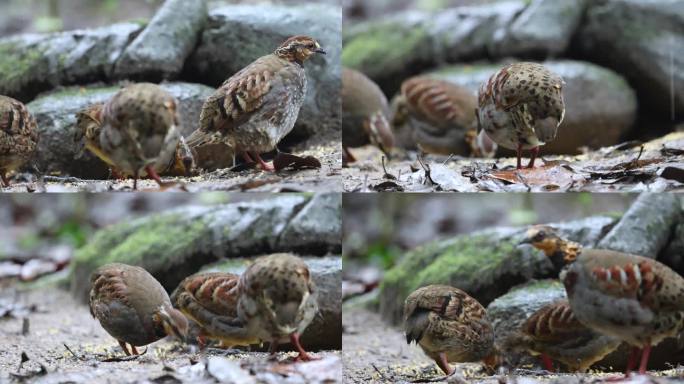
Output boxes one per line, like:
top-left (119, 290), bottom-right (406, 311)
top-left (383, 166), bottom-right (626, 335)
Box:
top-left (342, 132), bottom-right (684, 193)
top-left (342, 307), bottom-right (684, 384)
top-left (0, 287), bottom-right (341, 384)
top-left (1, 133), bottom-right (341, 193)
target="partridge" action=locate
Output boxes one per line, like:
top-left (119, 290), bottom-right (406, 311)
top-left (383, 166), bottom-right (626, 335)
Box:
top-left (237, 253), bottom-right (318, 361)
top-left (508, 299), bottom-right (621, 372)
top-left (75, 102), bottom-right (194, 178)
top-left (0, 95), bottom-right (38, 187)
top-left (171, 272), bottom-right (259, 348)
top-left (342, 67), bottom-right (394, 163)
top-left (521, 225), bottom-right (684, 375)
top-left (404, 285), bottom-right (496, 376)
top-left (396, 77), bottom-right (483, 157)
top-left (186, 36), bottom-right (326, 171)
top-left (98, 83), bottom-right (181, 189)
top-left (89, 263), bottom-right (188, 355)
top-left (477, 62), bottom-right (565, 169)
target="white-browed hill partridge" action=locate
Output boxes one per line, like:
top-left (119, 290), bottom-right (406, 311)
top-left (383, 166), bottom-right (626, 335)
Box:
top-left (186, 35), bottom-right (326, 172)
top-left (507, 299), bottom-right (621, 373)
top-left (521, 225), bottom-right (684, 376)
top-left (342, 67), bottom-right (394, 164)
top-left (171, 272), bottom-right (259, 349)
top-left (237, 253), bottom-right (318, 361)
top-left (0, 95), bottom-right (38, 187)
top-left (477, 62), bottom-right (565, 169)
top-left (404, 285), bottom-right (497, 376)
top-left (98, 83), bottom-right (181, 189)
top-left (89, 263), bottom-right (188, 355)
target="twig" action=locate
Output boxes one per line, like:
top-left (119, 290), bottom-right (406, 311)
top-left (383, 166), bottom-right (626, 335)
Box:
top-left (371, 363), bottom-right (392, 382)
top-left (442, 154), bottom-right (454, 166)
top-left (381, 156), bottom-right (397, 180)
top-left (63, 343), bottom-right (84, 360)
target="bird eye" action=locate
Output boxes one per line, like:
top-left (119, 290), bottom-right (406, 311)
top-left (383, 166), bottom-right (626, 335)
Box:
top-left (533, 232), bottom-right (545, 242)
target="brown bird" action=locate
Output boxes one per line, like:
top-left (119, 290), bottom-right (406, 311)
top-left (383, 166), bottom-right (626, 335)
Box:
top-left (477, 62), bottom-right (565, 169)
top-left (75, 102), bottom-right (194, 178)
top-left (238, 254), bottom-right (318, 361)
top-left (89, 263), bottom-right (188, 355)
top-left (98, 83), bottom-right (181, 189)
top-left (342, 67), bottom-right (394, 163)
top-left (0, 95), bottom-right (38, 187)
top-left (186, 36), bottom-right (326, 171)
top-left (404, 285), bottom-right (497, 376)
top-left (521, 226), bottom-right (684, 376)
top-left (396, 77), bottom-right (484, 157)
top-left (171, 272), bottom-right (259, 349)
top-left (507, 299), bottom-right (621, 372)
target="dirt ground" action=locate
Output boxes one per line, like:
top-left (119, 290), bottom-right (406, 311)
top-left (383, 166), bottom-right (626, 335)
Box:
top-left (0, 286), bottom-right (341, 384)
top-left (343, 132), bottom-right (684, 193)
top-left (1, 135), bottom-right (341, 193)
top-left (342, 307), bottom-right (684, 384)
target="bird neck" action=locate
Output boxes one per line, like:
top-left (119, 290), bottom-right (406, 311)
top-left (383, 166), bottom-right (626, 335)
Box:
top-left (546, 238), bottom-right (582, 270)
top-left (275, 49), bottom-right (303, 66)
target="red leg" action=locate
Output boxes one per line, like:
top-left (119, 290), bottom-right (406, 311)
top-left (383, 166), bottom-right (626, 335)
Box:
top-left (638, 345), bottom-right (651, 375)
top-left (118, 340), bottom-right (131, 356)
top-left (131, 345), bottom-right (139, 355)
top-left (527, 146), bottom-right (540, 168)
top-left (197, 334), bottom-right (207, 350)
top-left (290, 333), bottom-right (318, 362)
top-left (145, 165), bottom-right (164, 186)
top-left (253, 152), bottom-right (274, 172)
top-left (242, 152), bottom-right (254, 164)
top-left (540, 354), bottom-right (554, 372)
top-left (435, 352), bottom-right (453, 376)
top-left (516, 144), bottom-right (523, 170)
top-left (624, 347), bottom-right (640, 377)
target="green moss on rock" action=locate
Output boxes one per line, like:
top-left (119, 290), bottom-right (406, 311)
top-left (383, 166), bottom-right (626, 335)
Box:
top-left (0, 41), bottom-right (45, 91)
top-left (342, 21), bottom-right (429, 77)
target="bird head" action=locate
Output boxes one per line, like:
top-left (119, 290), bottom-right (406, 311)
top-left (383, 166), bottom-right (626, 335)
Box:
top-left (364, 111), bottom-right (395, 159)
top-left (519, 225), bottom-right (580, 266)
top-left (74, 103), bottom-right (104, 143)
top-left (275, 35), bottom-right (326, 64)
top-left (156, 305), bottom-right (189, 343)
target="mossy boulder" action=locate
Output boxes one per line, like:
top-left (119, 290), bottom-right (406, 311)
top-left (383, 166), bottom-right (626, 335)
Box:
top-left (114, 0), bottom-right (208, 80)
top-left (25, 82), bottom-right (214, 179)
top-left (202, 256), bottom-right (342, 351)
top-left (0, 22), bottom-right (142, 102)
top-left (429, 60), bottom-right (637, 155)
top-left (577, 0), bottom-right (684, 119)
top-left (378, 216), bottom-right (618, 325)
top-left (185, 3), bottom-right (342, 139)
top-left (70, 194), bottom-right (341, 302)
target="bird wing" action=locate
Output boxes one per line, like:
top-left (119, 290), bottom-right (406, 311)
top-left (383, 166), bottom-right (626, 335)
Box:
top-left (522, 300), bottom-right (587, 342)
top-left (402, 77), bottom-right (476, 130)
top-left (187, 55), bottom-right (280, 148)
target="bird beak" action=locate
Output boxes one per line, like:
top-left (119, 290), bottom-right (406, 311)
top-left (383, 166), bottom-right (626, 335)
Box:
top-left (315, 48), bottom-right (326, 55)
top-left (518, 238), bottom-right (532, 246)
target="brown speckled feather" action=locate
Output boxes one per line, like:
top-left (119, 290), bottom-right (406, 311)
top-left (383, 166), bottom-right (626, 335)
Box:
top-left (0, 95), bottom-right (38, 185)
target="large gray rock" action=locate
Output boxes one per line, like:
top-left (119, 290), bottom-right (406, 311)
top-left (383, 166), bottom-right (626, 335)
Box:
top-left (577, 0), bottom-right (684, 119)
top-left (280, 193), bottom-right (342, 254)
top-left (185, 4), bottom-right (342, 138)
top-left (491, 0), bottom-right (586, 58)
top-left (343, 2), bottom-right (526, 95)
top-left (379, 216), bottom-right (617, 325)
top-left (203, 256), bottom-right (342, 350)
top-left (598, 193), bottom-right (682, 259)
top-left (25, 82), bottom-right (214, 179)
top-left (430, 60), bottom-right (637, 154)
top-left (114, 0), bottom-right (208, 80)
top-left (0, 22), bottom-right (143, 103)
top-left (70, 194), bottom-right (341, 302)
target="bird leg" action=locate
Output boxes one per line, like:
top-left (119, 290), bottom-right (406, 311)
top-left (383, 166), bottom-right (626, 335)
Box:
top-left (638, 344), bottom-right (652, 375)
top-left (527, 146), bottom-right (540, 168)
top-left (435, 352), bottom-right (453, 376)
top-left (131, 345), bottom-right (139, 355)
top-left (625, 347), bottom-right (640, 377)
top-left (145, 165), bottom-right (164, 186)
top-left (290, 332), bottom-right (318, 362)
top-left (118, 340), bottom-right (131, 356)
top-left (343, 146), bottom-right (356, 164)
top-left (540, 354), bottom-right (554, 372)
top-left (269, 341), bottom-right (279, 355)
top-left (252, 152), bottom-right (274, 172)
top-left (1, 173), bottom-right (9, 187)
top-left (516, 144), bottom-right (523, 170)
top-left (133, 170), bottom-right (139, 190)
